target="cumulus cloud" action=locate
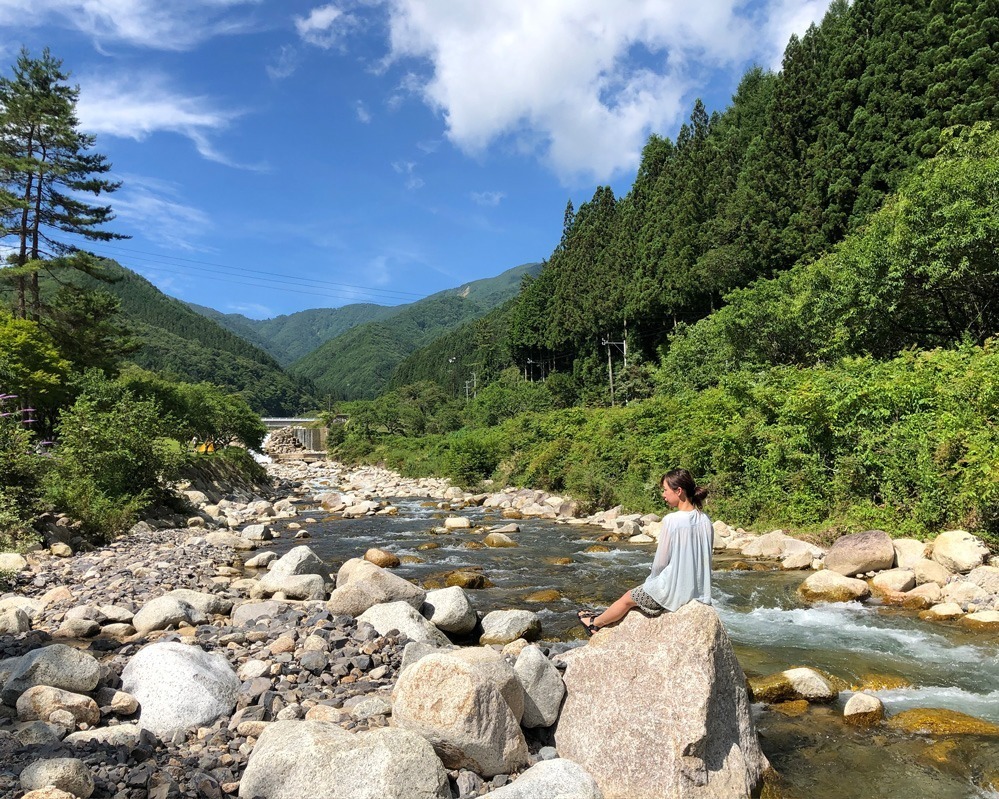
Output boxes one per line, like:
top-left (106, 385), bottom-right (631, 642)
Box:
top-left (294, 2), bottom-right (357, 49)
top-left (267, 45), bottom-right (301, 80)
top-left (76, 73), bottom-right (249, 167)
top-left (376, 0), bottom-right (831, 182)
top-left (0, 0), bottom-right (260, 51)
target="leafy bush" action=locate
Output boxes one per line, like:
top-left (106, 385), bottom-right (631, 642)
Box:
top-left (0, 391), bottom-right (46, 547)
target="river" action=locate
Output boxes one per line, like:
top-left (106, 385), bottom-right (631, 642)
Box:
top-left (265, 495), bottom-right (999, 798)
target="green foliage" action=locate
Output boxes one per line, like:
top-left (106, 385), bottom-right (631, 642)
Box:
top-left (464, 368), bottom-right (553, 428)
top-left (0, 311), bottom-right (72, 425)
top-left (43, 371), bottom-right (184, 539)
top-left (0, 391), bottom-right (46, 544)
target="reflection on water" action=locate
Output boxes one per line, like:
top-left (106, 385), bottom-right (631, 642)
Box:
top-left (264, 496), bottom-right (999, 799)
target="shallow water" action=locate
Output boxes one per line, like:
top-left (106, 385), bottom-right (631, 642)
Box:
top-left (266, 497), bottom-right (999, 798)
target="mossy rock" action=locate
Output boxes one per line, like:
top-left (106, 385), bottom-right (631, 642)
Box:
top-left (443, 570), bottom-right (494, 590)
top-left (416, 542), bottom-right (440, 551)
top-left (524, 589), bottom-right (562, 603)
top-left (585, 545), bottom-right (611, 554)
top-left (501, 509), bottom-right (523, 519)
top-left (853, 673), bottom-right (913, 692)
top-left (887, 708), bottom-right (999, 736)
top-left (400, 555), bottom-right (424, 564)
top-left (770, 700), bottom-right (810, 718)
top-left (545, 557), bottom-right (573, 566)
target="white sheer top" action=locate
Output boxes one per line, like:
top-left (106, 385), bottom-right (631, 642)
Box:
top-left (642, 509), bottom-right (713, 611)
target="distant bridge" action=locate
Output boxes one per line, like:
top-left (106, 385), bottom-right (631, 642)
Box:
top-left (261, 417), bottom-right (320, 430)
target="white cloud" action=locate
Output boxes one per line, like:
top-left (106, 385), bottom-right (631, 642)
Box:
top-left (110, 175), bottom-right (212, 251)
top-left (267, 45), bottom-right (301, 80)
top-left (295, 3), bottom-right (357, 50)
top-left (356, 100), bottom-right (372, 123)
top-left (471, 191), bottom-right (505, 207)
top-left (226, 301), bottom-right (274, 318)
top-left (377, 0), bottom-right (832, 182)
top-left (392, 160), bottom-right (424, 190)
top-left (76, 73), bottom-right (250, 167)
top-left (0, 0), bottom-right (261, 51)
top-left (762, 0), bottom-right (833, 69)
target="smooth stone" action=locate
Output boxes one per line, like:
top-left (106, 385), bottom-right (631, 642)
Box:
top-left (364, 548), bottom-right (401, 568)
top-left (20, 758), bottom-right (94, 798)
top-left (357, 602), bottom-right (451, 647)
top-left (797, 571), bottom-right (871, 603)
top-left (931, 530), bottom-right (989, 574)
top-left (1, 644), bottom-right (101, 705)
top-left (421, 586), bottom-right (477, 635)
top-left (16, 685), bottom-right (100, 726)
top-left (514, 645), bottom-right (565, 729)
top-left (823, 530), bottom-right (895, 576)
top-left (843, 692), bottom-right (885, 727)
top-left (479, 610), bottom-right (542, 645)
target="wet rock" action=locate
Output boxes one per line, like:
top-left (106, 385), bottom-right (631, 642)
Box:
top-left (444, 571), bottom-right (492, 590)
top-left (748, 667), bottom-right (838, 704)
top-left (484, 533), bottom-right (518, 548)
top-left (444, 517), bottom-right (472, 530)
top-left (886, 708), bottom-right (999, 736)
top-left (797, 571), bottom-right (870, 603)
top-left (364, 548), bottom-right (401, 568)
top-left (523, 589), bottom-right (562, 603)
top-left (918, 602), bottom-right (965, 621)
top-left (843, 692), bottom-right (885, 727)
top-left (961, 610), bottom-right (999, 631)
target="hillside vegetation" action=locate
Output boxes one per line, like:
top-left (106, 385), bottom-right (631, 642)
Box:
top-left (332, 0), bottom-right (999, 542)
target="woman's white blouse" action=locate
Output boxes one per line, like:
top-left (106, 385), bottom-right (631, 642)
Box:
top-left (642, 509), bottom-right (714, 611)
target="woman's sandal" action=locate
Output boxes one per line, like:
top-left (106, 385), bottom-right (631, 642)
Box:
top-left (576, 609), bottom-right (600, 636)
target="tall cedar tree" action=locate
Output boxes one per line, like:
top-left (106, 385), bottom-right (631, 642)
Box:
top-left (0, 48), bottom-right (126, 320)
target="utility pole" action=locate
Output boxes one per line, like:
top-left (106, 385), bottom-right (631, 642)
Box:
top-left (602, 333), bottom-right (627, 406)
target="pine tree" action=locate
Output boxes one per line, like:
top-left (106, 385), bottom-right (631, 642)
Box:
top-left (0, 47), bottom-right (126, 320)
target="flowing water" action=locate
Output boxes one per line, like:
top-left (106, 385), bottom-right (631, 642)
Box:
top-left (265, 496), bottom-right (999, 798)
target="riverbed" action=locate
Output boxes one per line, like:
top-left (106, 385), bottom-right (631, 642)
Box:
top-left (266, 495), bottom-right (999, 798)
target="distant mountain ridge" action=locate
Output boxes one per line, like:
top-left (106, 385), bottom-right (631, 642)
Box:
top-left (187, 262), bottom-right (540, 370)
top-left (284, 262), bottom-right (541, 399)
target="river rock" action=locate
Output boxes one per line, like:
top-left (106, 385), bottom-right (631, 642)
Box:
top-left (906, 582), bottom-right (942, 604)
top-left (843, 692), bottom-right (885, 726)
top-left (797, 571), bottom-right (870, 603)
top-left (484, 533), bottom-right (518, 548)
top-left (931, 530), bottom-right (989, 574)
top-left (961, 610), bottom-right (999, 631)
top-left (132, 595), bottom-right (207, 634)
top-left (823, 530), bottom-right (894, 576)
top-left (918, 602), bottom-right (964, 621)
top-left (364, 548), bottom-right (401, 568)
top-left (444, 517), bottom-right (472, 530)
top-left (121, 641), bottom-right (239, 736)
top-left (487, 759), bottom-right (604, 799)
top-left (231, 600), bottom-right (289, 626)
top-left (741, 531), bottom-right (820, 560)
top-left (0, 595), bottom-right (43, 618)
top-left (421, 586), bottom-right (477, 635)
top-left (392, 653), bottom-right (530, 777)
top-left (357, 601), bottom-right (451, 647)
top-left (555, 602), bottom-right (767, 799)
top-left (241, 523), bottom-right (273, 541)
top-left (480, 609), bottom-right (542, 645)
top-left (967, 565), bottom-right (999, 596)
top-left (399, 641), bottom-right (455, 674)
top-left (16, 685), bottom-right (100, 726)
top-left (447, 647), bottom-right (525, 723)
top-left (255, 571), bottom-right (327, 600)
top-left (244, 551), bottom-right (279, 569)
top-left (886, 707), bottom-right (999, 736)
top-left (328, 559), bottom-right (426, 616)
top-left (913, 558), bottom-right (951, 587)
top-left (514, 645), bottom-right (565, 728)
top-left (164, 588), bottom-right (233, 616)
top-left (22, 788), bottom-right (76, 799)
top-left (871, 568), bottom-right (915, 594)
top-left (269, 545), bottom-right (328, 577)
top-left (1, 644), bottom-right (101, 705)
top-left (749, 667), bottom-right (837, 703)
top-left (20, 758), bottom-right (94, 798)
top-left (204, 531), bottom-right (256, 551)
top-left (941, 579), bottom-right (991, 609)
top-left (0, 606), bottom-right (30, 634)
top-left (0, 552), bottom-right (28, 571)
top-left (239, 721), bottom-right (450, 799)
top-left (892, 539), bottom-right (928, 569)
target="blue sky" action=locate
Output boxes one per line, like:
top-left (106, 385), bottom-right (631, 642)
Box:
top-left (1, 0), bottom-right (831, 319)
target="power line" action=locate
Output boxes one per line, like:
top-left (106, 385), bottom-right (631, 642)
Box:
top-left (86, 241), bottom-right (426, 301)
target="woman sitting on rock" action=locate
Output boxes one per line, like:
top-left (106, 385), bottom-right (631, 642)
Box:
top-left (577, 468), bottom-right (713, 634)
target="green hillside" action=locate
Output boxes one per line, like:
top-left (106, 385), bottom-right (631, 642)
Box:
top-left (60, 261), bottom-right (315, 414)
top-left (188, 302), bottom-right (398, 365)
top-left (288, 263), bottom-right (540, 399)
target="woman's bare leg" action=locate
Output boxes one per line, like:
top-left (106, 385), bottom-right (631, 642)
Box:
top-left (587, 591), bottom-right (639, 629)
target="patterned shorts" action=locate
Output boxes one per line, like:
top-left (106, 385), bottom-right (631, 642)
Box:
top-left (629, 585), bottom-right (666, 616)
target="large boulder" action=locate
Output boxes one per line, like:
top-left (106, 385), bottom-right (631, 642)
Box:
top-left (132, 596), bottom-right (207, 634)
top-left (421, 587), bottom-right (477, 635)
top-left (239, 720), bottom-right (450, 799)
top-left (447, 647), bottom-right (525, 723)
top-left (479, 609), bottom-right (542, 645)
top-left (823, 530), bottom-right (894, 576)
top-left (797, 571), bottom-right (871, 603)
top-left (269, 545), bottom-right (328, 578)
top-left (554, 602), bottom-right (767, 799)
top-left (254, 571), bottom-right (327, 601)
top-left (1, 644), bottom-right (101, 705)
top-left (748, 667), bottom-right (838, 704)
top-left (121, 641), bottom-right (239, 736)
top-left (357, 602), bottom-right (451, 647)
top-left (327, 559), bottom-right (425, 617)
top-left (488, 759), bottom-right (604, 799)
top-left (514, 645), bottom-right (565, 728)
top-left (392, 653), bottom-right (530, 778)
top-left (892, 539), bottom-right (928, 569)
top-left (931, 530), bottom-right (990, 574)
top-left (968, 565), bottom-right (999, 596)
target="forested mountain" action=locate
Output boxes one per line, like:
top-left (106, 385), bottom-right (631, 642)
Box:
top-left (288, 263), bottom-right (540, 399)
top-left (403, 0), bottom-right (997, 395)
top-left (188, 303), bottom-right (398, 366)
top-left (55, 261), bottom-right (315, 414)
